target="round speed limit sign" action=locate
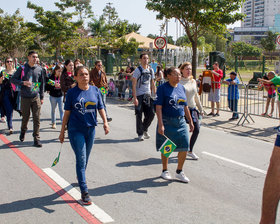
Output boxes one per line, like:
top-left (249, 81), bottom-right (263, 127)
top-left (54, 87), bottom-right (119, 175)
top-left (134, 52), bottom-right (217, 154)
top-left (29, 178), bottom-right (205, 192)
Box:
top-left (154, 37), bottom-right (166, 49)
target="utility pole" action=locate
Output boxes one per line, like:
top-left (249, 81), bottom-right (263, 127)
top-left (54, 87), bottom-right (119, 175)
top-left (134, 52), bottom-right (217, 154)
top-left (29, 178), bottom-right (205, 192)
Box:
top-left (165, 19), bottom-right (168, 67)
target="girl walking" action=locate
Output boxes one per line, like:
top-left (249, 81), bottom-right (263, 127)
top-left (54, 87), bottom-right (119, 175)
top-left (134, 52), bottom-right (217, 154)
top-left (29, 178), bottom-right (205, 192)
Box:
top-left (0, 57), bottom-right (16, 134)
top-left (46, 65), bottom-right (64, 129)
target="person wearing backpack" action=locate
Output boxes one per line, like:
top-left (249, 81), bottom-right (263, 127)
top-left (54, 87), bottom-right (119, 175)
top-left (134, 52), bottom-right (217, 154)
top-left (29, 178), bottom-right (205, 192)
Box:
top-left (132, 53), bottom-right (156, 141)
top-left (11, 51), bottom-right (45, 147)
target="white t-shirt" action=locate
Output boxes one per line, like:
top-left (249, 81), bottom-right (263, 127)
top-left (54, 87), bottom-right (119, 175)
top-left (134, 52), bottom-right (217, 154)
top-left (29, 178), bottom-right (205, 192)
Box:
top-left (133, 66), bottom-right (155, 96)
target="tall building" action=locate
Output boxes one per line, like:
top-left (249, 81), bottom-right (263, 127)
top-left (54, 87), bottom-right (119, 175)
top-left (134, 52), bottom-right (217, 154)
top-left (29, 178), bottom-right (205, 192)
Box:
top-left (242, 0), bottom-right (280, 28)
top-left (234, 0), bottom-right (280, 43)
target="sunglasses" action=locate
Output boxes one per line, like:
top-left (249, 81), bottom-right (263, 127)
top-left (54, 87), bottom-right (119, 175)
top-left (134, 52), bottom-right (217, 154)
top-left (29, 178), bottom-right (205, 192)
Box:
top-left (6, 61), bottom-right (13, 63)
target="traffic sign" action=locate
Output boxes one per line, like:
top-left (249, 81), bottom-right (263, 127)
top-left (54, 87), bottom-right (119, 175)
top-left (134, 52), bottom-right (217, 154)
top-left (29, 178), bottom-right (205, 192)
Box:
top-left (276, 35), bottom-right (280, 50)
top-left (154, 37), bottom-right (166, 49)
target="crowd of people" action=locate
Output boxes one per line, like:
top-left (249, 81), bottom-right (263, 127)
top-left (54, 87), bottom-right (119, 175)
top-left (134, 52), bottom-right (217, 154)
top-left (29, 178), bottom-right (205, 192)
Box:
top-left (1, 51), bottom-right (280, 223)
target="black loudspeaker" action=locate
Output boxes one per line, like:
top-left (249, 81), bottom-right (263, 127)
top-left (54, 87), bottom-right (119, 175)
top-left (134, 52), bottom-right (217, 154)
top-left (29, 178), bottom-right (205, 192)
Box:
top-left (207, 51), bottom-right (226, 78)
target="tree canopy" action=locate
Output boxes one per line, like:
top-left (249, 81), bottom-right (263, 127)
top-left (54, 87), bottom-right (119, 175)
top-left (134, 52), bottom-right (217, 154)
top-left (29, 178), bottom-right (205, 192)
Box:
top-left (146, 0), bottom-right (245, 78)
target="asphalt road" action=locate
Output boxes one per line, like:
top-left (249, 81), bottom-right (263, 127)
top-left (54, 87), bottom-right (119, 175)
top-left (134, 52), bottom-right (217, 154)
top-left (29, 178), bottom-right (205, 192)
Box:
top-left (0, 96), bottom-right (275, 224)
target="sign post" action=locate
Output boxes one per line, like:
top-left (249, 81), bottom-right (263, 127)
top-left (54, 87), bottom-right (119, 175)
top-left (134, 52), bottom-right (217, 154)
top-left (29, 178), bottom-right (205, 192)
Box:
top-left (154, 37), bottom-right (166, 66)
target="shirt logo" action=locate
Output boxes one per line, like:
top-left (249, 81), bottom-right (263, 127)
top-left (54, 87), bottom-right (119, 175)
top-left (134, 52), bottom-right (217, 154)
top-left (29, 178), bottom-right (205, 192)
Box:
top-left (169, 95), bottom-right (185, 110)
top-left (75, 98), bottom-right (96, 115)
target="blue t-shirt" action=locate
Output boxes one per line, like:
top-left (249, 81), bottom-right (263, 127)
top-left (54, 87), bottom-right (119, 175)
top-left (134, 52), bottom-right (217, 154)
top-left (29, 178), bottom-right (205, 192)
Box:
top-left (226, 77), bottom-right (240, 100)
top-left (154, 82), bottom-right (187, 117)
top-left (64, 85), bottom-right (104, 128)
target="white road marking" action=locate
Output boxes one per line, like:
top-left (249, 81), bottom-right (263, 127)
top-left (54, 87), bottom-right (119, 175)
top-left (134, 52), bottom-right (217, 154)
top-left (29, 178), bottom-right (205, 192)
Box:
top-left (202, 151), bottom-right (267, 175)
top-left (43, 168), bottom-right (114, 223)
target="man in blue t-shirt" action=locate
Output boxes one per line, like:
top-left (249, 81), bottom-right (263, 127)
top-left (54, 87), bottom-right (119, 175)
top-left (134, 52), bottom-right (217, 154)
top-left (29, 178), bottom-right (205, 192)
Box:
top-left (222, 71), bottom-right (240, 120)
top-left (149, 59), bottom-right (158, 73)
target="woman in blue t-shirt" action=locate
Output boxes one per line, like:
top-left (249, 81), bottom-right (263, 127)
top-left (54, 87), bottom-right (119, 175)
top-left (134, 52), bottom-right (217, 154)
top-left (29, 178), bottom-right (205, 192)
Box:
top-left (59, 66), bottom-right (109, 205)
top-left (155, 67), bottom-right (194, 183)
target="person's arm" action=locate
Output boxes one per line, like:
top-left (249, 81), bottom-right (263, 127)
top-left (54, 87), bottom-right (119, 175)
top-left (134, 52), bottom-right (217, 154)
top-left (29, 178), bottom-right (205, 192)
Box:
top-left (132, 77), bottom-right (138, 106)
top-left (156, 105), bottom-right (164, 135)
top-left (222, 80), bottom-right (230, 85)
top-left (10, 66), bottom-right (31, 87)
top-left (260, 144), bottom-right (280, 224)
top-left (258, 78), bottom-right (273, 85)
top-left (184, 106), bottom-right (194, 132)
top-left (59, 110), bottom-right (71, 143)
top-left (211, 70), bottom-right (221, 77)
top-left (151, 79), bottom-right (156, 96)
top-left (98, 109), bottom-right (109, 135)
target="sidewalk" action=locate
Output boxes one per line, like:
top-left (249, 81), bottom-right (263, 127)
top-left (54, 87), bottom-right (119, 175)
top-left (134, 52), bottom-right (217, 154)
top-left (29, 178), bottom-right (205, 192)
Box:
top-left (107, 97), bottom-right (278, 144)
top-left (201, 110), bottom-right (278, 143)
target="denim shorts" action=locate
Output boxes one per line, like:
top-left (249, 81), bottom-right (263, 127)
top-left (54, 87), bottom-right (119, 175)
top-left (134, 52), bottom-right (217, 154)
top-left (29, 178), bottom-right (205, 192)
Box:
top-left (268, 92), bottom-right (276, 99)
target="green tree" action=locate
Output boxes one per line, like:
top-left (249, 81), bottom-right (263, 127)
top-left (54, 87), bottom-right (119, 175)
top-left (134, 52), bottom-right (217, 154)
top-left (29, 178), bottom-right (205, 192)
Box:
top-left (231, 42), bottom-right (262, 60)
top-left (176, 35), bottom-right (190, 46)
top-left (27, 1), bottom-right (82, 59)
top-left (261, 31), bottom-right (278, 61)
top-left (114, 37), bottom-right (142, 59)
top-left (146, 0), bottom-right (245, 78)
top-left (0, 9), bottom-right (34, 57)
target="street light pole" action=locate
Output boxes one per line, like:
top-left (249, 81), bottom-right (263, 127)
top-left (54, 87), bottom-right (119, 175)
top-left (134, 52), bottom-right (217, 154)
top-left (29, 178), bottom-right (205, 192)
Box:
top-left (165, 19), bottom-right (168, 67)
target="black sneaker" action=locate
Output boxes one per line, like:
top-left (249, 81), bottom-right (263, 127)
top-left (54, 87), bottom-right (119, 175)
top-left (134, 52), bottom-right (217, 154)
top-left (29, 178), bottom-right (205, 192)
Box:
top-left (81, 192), bottom-right (92, 205)
top-left (19, 132), bottom-right (25, 142)
top-left (107, 117), bottom-right (112, 122)
top-left (34, 140), bottom-right (42, 147)
top-left (207, 112), bottom-right (214, 116)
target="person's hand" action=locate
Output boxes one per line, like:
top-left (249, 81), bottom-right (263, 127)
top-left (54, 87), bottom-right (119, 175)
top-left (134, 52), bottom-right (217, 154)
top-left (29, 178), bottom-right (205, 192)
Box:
top-left (189, 122), bottom-right (194, 132)
top-left (133, 97), bottom-right (138, 106)
top-left (23, 80), bottom-right (32, 87)
top-left (257, 78), bottom-right (262, 82)
top-left (103, 123), bottom-right (109, 135)
top-left (55, 83), bottom-right (60, 88)
top-left (40, 99), bottom-right (44, 105)
top-left (200, 111), bottom-right (204, 117)
top-left (71, 83), bottom-right (76, 88)
top-left (59, 131), bottom-right (65, 143)
top-left (157, 124), bottom-right (165, 135)
top-left (0, 76), bottom-right (3, 84)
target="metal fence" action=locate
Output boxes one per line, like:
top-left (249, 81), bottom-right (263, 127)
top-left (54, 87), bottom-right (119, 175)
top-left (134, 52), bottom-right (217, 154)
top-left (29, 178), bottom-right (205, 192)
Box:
top-left (200, 81), bottom-right (280, 125)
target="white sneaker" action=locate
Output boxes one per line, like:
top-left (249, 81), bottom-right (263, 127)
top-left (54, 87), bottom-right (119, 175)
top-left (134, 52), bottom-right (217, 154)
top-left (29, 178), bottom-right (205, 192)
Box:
top-left (188, 152), bottom-right (199, 160)
top-left (138, 135), bottom-right (144, 141)
top-left (175, 171), bottom-right (189, 183)
top-left (143, 131), bottom-right (150, 139)
top-left (160, 171), bottom-right (172, 180)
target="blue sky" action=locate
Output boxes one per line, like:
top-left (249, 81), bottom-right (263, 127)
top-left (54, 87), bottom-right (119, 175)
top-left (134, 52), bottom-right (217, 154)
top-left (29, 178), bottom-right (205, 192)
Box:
top-left (1, 0), bottom-right (240, 40)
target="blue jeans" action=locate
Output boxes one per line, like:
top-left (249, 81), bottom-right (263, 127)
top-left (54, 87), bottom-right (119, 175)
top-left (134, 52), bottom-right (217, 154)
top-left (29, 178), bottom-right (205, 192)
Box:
top-left (101, 93), bottom-right (109, 117)
top-left (68, 126), bottom-right (95, 193)
top-left (228, 99), bottom-right (239, 118)
top-left (49, 96), bottom-right (63, 124)
top-left (3, 90), bottom-right (13, 129)
top-left (123, 80), bottom-right (132, 98)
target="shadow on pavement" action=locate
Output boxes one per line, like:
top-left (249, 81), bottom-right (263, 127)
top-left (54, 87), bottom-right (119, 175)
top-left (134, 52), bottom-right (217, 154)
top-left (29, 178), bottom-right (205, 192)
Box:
top-left (89, 177), bottom-right (170, 196)
top-left (116, 157), bottom-right (177, 167)
top-left (0, 190), bottom-right (75, 214)
top-left (94, 138), bottom-right (139, 144)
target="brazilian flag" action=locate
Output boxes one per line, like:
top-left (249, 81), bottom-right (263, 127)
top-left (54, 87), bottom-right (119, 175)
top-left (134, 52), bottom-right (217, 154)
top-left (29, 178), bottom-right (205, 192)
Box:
top-left (3, 71), bottom-right (9, 79)
top-left (99, 87), bottom-right (108, 95)
top-left (47, 79), bottom-right (55, 86)
top-left (51, 144), bottom-right (63, 167)
top-left (32, 82), bottom-right (41, 92)
top-left (159, 136), bottom-right (177, 158)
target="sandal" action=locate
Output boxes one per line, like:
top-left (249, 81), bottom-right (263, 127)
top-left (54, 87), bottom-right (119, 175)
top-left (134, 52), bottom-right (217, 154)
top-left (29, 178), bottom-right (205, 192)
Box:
top-left (261, 113), bottom-right (266, 116)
